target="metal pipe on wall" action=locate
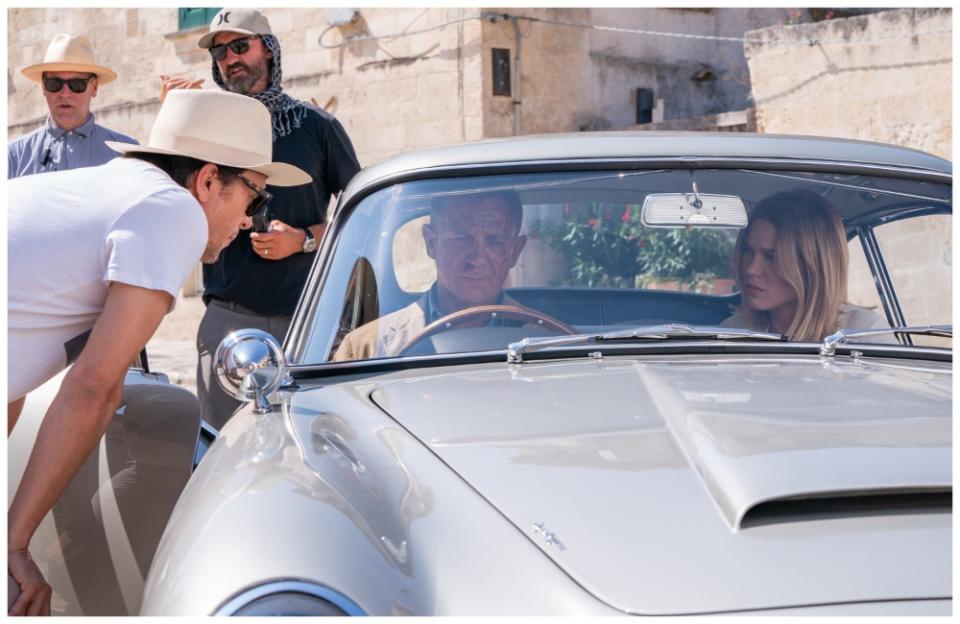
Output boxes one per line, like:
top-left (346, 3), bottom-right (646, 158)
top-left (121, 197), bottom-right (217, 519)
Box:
top-left (511, 15), bottom-right (522, 136)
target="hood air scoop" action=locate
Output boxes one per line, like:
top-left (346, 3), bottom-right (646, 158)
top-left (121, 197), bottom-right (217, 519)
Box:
top-left (739, 488), bottom-right (952, 530)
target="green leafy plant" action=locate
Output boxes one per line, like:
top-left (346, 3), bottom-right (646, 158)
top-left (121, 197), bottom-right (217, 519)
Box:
top-left (542, 203), bottom-right (735, 291)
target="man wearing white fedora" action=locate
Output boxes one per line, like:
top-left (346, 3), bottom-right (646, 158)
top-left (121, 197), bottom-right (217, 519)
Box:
top-left (162, 8), bottom-right (361, 429)
top-left (7, 89), bottom-right (311, 616)
top-left (8, 33), bottom-right (137, 179)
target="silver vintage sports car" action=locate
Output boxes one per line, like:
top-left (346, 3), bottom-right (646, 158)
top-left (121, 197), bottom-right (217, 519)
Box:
top-left (9, 133), bottom-right (952, 615)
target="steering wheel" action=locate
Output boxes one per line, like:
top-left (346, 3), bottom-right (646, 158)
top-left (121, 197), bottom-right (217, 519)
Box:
top-left (396, 304), bottom-right (577, 356)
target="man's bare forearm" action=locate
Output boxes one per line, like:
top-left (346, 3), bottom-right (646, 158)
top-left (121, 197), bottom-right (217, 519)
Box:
top-left (7, 282), bottom-right (171, 551)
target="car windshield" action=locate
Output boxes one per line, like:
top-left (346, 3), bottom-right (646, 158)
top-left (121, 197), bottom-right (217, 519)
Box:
top-left (296, 168), bottom-right (951, 364)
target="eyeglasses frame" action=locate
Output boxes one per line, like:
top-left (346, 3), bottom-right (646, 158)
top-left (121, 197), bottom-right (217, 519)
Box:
top-left (41, 73), bottom-right (97, 94)
top-left (236, 172), bottom-right (273, 217)
top-left (208, 35), bottom-right (260, 62)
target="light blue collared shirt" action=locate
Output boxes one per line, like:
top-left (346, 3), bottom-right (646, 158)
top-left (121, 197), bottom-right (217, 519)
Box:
top-left (423, 282), bottom-right (510, 324)
top-left (7, 113), bottom-right (138, 179)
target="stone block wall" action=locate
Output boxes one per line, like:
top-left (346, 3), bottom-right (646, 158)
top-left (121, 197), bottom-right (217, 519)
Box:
top-left (8, 7), bottom-right (483, 168)
top-left (744, 7), bottom-right (952, 327)
top-left (745, 8), bottom-right (951, 157)
top-left (305, 8), bottom-right (485, 165)
top-left (9, 7), bottom-right (800, 156)
top-left (477, 7), bottom-right (792, 137)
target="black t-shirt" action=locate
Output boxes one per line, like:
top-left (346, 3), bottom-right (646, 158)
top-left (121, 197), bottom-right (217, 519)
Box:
top-left (202, 104), bottom-right (360, 316)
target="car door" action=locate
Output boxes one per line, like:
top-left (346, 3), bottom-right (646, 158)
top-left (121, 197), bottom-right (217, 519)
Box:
top-left (7, 367), bottom-right (201, 615)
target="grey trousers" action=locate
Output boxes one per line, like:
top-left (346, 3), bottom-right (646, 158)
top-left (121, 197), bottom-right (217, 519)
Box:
top-left (196, 300), bottom-right (292, 430)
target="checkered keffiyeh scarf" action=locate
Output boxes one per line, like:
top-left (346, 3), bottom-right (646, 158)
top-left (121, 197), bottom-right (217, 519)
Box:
top-left (211, 34), bottom-right (307, 140)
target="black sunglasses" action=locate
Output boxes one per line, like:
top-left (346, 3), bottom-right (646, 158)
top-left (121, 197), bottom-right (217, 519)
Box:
top-left (237, 173), bottom-right (273, 217)
top-left (42, 75), bottom-right (95, 94)
top-left (209, 36), bottom-right (259, 62)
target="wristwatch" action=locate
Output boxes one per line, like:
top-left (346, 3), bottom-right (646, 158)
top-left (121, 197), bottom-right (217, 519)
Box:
top-left (301, 228), bottom-right (317, 253)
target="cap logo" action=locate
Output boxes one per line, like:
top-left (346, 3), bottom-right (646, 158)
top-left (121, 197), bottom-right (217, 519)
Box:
top-left (217, 11), bottom-right (231, 25)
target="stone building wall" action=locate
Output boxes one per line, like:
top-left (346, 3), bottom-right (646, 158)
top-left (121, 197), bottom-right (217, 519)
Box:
top-left (478, 7), bottom-right (792, 137)
top-left (8, 7), bottom-right (791, 157)
top-left (745, 7), bottom-right (951, 157)
top-left (744, 7), bottom-right (952, 328)
top-left (7, 7), bottom-right (485, 168)
top-left (300, 8), bottom-right (487, 165)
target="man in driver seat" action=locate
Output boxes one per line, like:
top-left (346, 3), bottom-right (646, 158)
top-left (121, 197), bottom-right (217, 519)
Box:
top-left (334, 190), bottom-right (529, 361)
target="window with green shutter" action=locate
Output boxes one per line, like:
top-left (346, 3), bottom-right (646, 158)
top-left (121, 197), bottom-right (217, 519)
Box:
top-left (178, 8), bottom-right (221, 30)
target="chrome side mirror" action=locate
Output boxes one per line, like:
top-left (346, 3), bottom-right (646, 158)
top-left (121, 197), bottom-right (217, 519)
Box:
top-left (215, 329), bottom-right (288, 413)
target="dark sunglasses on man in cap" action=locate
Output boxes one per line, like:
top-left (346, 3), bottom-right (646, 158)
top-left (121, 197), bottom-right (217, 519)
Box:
top-left (237, 173), bottom-right (273, 217)
top-left (209, 36), bottom-right (260, 62)
top-left (42, 74), bottom-right (96, 94)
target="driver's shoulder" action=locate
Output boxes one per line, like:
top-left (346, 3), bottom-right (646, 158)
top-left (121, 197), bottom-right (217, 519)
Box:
top-left (335, 300), bottom-right (426, 361)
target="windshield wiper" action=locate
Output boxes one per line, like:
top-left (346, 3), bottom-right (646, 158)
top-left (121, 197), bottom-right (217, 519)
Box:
top-left (506, 324), bottom-right (783, 363)
top-left (820, 325), bottom-right (952, 356)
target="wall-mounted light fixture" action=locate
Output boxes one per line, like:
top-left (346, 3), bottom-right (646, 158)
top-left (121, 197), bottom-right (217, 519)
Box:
top-left (492, 48), bottom-right (511, 97)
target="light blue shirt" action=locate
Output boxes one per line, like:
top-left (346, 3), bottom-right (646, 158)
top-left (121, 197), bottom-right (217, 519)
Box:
top-left (7, 113), bottom-right (138, 179)
top-left (423, 282), bottom-right (510, 324)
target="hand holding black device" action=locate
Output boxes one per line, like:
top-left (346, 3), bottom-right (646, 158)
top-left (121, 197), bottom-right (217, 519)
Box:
top-left (252, 207), bottom-right (273, 233)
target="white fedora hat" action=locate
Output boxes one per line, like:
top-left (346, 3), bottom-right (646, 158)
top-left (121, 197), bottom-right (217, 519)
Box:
top-left (21, 33), bottom-right (117, 84)
top-left (106, 89), bottom-right (310, 187)
top-left (198, 8), bottom-right (274, 49)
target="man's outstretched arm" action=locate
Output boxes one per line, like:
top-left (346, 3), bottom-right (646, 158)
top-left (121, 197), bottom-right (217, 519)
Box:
top-left (7, 282), bottom-right (172, 616)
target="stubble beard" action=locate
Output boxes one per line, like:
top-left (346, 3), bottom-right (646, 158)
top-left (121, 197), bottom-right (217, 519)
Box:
top-left (222, 61), bottom-right (266, 95)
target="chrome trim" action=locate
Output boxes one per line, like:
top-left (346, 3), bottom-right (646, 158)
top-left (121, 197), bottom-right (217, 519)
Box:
top-left (214, 329), bottom-right (287, 413)
top-left (820, 325), bottom-right (952, 357)
top-left (857, 226), bottom-right (909, 340)
top-left (507, 325), bottom-right (783, 364)
top-left (213, 580), bottom-right (366, 616)
top-left (508, 334), bottom-right (595, 364)
top-left (531, 522), bottom-right (567, 551)
top-left (284, 338), bottom-right (951, 382)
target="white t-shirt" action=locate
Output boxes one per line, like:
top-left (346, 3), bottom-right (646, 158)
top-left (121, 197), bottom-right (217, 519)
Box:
top-left (8, 157), bottom-right (208, 401)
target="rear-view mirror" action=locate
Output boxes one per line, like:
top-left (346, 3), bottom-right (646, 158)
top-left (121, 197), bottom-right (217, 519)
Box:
top-left (642, 193), bottom-right (747, 228)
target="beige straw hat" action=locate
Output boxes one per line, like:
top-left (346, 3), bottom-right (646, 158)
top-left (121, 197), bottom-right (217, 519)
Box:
top-left (21, 33), bottom-right (117, 84)
top-left (106, 90), bottom-right (310, 187)
top-left (198, 8), bottom-right (274, 49)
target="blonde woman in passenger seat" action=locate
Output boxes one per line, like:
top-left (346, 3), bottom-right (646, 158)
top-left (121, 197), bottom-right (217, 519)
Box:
top-left (720, 189), bottom-right (891, 342)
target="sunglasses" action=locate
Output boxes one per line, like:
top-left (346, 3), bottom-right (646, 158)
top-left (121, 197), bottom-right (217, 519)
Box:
top-left (237, 173), bottom-right (273, 217)
top-left (209, 36), bottom-right (259, 62)
top-left (42, 75), bottom-right (95, 94)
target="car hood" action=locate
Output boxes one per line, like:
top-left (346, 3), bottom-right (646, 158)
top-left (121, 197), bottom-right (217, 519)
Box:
top-left (367, 355), bottom-right (952, 614)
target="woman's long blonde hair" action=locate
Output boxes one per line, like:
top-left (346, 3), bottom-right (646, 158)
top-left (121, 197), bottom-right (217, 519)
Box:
top-left (732, 190), bottom-right (848, 341)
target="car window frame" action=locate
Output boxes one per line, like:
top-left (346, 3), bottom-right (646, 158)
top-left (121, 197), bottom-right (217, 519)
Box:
top-left (285, 161), bottom-right (952, 371)
top-left (848, 205), bottom-right (952, 346)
